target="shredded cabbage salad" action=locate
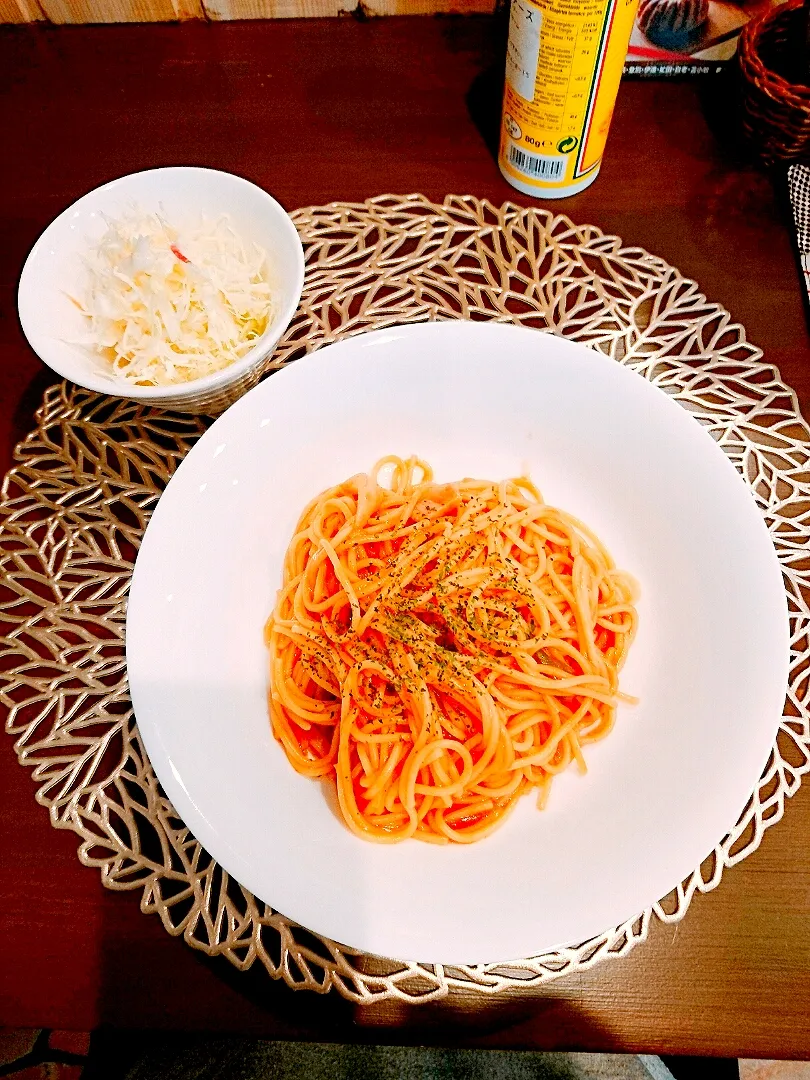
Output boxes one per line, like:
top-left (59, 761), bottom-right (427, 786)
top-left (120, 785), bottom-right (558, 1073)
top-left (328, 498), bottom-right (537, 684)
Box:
top-left (73, 207), bottom-right (273, 386)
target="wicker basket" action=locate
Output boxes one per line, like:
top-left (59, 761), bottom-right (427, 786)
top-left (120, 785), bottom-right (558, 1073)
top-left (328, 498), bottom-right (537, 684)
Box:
top-left (739, 0), bottom-right (810, 165)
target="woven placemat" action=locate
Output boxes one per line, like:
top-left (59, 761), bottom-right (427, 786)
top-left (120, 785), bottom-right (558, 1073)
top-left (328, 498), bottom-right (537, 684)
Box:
top-left (2, 194), bottom-right (808, 1003)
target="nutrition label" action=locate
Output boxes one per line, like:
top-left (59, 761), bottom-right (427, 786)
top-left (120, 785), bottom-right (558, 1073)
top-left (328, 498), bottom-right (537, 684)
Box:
top-left (500, 0), bottom-right (640, 195)
top-left (539, 7), bottom-right (604, 130)
top-left (505, 0), bottom-right (541, 101)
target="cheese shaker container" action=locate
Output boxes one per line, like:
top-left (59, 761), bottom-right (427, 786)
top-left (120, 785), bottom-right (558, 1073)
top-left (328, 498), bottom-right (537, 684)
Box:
top-left (499, 0), bottom-right (640, 198)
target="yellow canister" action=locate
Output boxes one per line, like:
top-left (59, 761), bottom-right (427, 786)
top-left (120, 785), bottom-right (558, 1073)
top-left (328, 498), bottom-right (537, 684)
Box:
top-left (499, 0), bottom-right (640, 198)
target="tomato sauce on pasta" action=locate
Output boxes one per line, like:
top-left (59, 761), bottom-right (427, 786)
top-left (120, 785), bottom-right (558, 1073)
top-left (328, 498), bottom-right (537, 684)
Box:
top-left (265, 457), bottom-right (638, 844)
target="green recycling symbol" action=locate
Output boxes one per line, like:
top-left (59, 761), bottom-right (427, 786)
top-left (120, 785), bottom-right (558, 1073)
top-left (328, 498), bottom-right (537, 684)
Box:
top-left (557, 135), bottom-right (578, 153)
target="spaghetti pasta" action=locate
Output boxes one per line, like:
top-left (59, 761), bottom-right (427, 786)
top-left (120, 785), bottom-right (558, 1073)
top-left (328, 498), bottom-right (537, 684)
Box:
top-left (265, 456), bottom-right (638, 844)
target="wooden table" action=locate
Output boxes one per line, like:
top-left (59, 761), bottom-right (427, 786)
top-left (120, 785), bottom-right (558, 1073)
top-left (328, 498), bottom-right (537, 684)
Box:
top-left (2, 14), bottom-right (809, 1060)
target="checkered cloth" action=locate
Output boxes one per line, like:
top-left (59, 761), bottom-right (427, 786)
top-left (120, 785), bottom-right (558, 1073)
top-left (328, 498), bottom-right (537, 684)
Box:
top-left (787, 164), bottom-right (810, 303)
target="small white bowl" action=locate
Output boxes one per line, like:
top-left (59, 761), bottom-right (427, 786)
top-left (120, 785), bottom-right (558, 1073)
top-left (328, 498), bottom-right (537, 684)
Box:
top-left (18, 167), bottom-right (305, 414)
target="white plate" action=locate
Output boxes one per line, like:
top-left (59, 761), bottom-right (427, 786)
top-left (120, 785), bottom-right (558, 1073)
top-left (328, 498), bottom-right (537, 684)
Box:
top-left (126, 321), bottom-right (789, 965)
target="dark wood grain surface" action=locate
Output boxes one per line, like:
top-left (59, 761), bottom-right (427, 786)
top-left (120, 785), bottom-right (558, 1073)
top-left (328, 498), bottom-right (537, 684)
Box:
top-left (2, 15), bottom-right (809, 1058)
